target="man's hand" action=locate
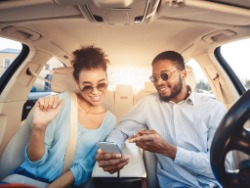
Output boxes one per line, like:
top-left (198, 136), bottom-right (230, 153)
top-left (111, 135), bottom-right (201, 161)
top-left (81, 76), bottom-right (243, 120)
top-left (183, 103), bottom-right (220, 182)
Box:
top-left (129, 129), bottom-right (177, 159)
top-left (96, 149), bottom-right (130, 174)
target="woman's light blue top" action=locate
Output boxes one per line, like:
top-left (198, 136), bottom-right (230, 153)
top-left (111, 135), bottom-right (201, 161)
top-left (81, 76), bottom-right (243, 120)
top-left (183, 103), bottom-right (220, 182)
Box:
top-left (19, 92), bottom-right (116, 186)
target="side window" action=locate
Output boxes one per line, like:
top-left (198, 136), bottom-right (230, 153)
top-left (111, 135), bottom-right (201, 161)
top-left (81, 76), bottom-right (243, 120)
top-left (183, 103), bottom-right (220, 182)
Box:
top-left (29, 57), bottom-right (64, 99)
top-left (220, 38), bottom-right (250, 90)
top-left (187, 59), bottom-right (214, 98)
top-left (0, 37), bottom-right (22, 77)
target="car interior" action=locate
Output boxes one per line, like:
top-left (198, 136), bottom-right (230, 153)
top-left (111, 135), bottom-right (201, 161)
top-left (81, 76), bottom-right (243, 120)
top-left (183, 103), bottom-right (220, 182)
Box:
top-left (0, 0), bottom-right (250, 187)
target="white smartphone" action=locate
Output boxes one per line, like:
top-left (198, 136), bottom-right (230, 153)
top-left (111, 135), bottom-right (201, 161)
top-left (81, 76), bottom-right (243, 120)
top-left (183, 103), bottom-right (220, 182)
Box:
top-left (97, 141), bottom-right (122, 154)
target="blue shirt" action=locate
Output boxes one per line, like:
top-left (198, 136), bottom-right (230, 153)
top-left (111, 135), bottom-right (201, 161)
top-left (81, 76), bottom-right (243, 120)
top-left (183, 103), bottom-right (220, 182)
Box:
top-left (20, 92), bottom-right (116, 186)
top-left (107, 92), bottom-right (232, 188)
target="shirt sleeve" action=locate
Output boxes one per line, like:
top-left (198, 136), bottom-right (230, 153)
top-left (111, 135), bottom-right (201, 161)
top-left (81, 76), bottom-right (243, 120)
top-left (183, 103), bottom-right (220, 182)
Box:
top-left (106, 98), bottom-right (148, 149)
top-left (70, 145), bottom-right (98, 186)
top-left (24, 117), bottom-right (59, 166)
top-left (24, 93), bottom-right (67, 166)
top-left (24, 144), bottom-right (49, 167)
top-left (175, 102), bottom-right (228, 178)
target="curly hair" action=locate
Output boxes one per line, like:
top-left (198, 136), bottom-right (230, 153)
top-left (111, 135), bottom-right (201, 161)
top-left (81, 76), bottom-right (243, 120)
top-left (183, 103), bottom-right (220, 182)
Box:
top-left (71, 45), bottom-right (109, 81)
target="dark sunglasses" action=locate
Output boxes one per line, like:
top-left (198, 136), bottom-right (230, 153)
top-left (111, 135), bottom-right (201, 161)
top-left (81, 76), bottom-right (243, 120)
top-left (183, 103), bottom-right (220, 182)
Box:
top-left (81, 83), bottom-right (108, 94)
top-left (149, 70), bottom-right (176, 83)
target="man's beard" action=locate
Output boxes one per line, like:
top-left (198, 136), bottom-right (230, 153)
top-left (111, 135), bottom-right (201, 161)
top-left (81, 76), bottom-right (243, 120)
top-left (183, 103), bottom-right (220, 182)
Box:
top-left (159, 76), bottom-right (183, 102)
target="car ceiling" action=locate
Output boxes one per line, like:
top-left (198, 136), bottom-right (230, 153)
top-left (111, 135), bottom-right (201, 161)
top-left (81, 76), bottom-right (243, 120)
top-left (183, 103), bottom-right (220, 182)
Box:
top-left (0, 0), bottom-right (250, 68)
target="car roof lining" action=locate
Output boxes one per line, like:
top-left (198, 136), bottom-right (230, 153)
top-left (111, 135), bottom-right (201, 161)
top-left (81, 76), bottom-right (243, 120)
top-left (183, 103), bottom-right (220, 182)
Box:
top-left (0, 0), bottom-right (250, 25)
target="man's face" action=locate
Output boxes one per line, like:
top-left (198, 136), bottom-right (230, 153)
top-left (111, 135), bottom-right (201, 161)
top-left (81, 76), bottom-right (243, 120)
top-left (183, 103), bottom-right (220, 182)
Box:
top-left (151, 60), bottom-right (184, 102)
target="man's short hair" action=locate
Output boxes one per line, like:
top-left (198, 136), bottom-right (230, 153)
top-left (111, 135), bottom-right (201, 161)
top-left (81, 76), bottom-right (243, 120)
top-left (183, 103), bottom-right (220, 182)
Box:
top-left (152, 51), bottom-right (185, 71)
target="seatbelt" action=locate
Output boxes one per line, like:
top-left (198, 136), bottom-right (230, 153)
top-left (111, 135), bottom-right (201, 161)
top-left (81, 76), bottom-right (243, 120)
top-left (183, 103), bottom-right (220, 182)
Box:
top-left (28, 68), bottom-right (78, 172)
top-left (63, 92), bottom-right (78, 172)
top-left (213, 73), bottom-right (226, 104)
top-left (27, 68), bottom-right (66, 92)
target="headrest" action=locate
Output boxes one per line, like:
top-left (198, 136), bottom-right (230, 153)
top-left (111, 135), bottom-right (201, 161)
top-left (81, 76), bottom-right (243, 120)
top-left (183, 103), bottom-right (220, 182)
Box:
top-left (185, 65), bottom-right (196, 90)
top-left (50, 67), bottom-right (78, 93)
top-left (115, 84), bottom-right (133, 94)
top-left (144, 81), bottom-right (156, 92)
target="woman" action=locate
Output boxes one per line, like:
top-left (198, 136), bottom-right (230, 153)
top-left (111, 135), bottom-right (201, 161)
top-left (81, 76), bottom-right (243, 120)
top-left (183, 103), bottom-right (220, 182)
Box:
top-left (13, 46), bottom-right (116, 187)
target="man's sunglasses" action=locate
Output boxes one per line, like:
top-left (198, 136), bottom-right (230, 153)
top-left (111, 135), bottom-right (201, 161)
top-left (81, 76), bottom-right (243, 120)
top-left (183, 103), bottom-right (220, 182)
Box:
top-left (81, 83), bottom-right (108, 94)
top-left (149, 70), bottom-right (176, 83)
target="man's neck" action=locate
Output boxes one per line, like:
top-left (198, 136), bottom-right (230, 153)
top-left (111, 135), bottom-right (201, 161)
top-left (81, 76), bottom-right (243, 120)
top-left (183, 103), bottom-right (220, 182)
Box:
top-left (170, 85), bottom-right (190, 104)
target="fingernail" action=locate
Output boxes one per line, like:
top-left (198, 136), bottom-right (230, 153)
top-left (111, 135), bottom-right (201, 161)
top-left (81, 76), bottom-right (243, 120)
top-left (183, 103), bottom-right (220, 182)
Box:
top-left (116, 154), bottom-right (122, 158)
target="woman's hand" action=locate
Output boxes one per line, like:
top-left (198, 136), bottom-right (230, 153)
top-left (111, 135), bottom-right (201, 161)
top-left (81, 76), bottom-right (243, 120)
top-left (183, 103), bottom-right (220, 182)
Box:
top-left (32, 95), bottom-right (64, 130)
top-left (96, 149), bottom-right (130, 174)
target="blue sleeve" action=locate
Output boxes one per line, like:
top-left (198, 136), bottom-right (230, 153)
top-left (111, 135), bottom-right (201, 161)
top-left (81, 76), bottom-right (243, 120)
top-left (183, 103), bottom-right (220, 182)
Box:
top-left (106, 98), bottom-right (148, 148)
top-left (24, 144), bottom-right (49, 167)
top-left (24, 92), bottom-right (69, 166)
top-left (70, 145), bottom-right (98, 186)
top-left (24, 117), bottom-right (59, 166)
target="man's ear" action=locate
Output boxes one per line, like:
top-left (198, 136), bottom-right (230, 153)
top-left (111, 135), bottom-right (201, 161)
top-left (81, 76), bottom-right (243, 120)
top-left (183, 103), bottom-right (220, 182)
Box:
top-left (181, 69), bottom-right (187, 80)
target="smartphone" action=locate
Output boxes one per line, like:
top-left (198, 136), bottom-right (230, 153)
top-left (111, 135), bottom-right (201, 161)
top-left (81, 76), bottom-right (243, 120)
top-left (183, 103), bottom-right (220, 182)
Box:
top-left (97, 141), bottom-right (122, 154)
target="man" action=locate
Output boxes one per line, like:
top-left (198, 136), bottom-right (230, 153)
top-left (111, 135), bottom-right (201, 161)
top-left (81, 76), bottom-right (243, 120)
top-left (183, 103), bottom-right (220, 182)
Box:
top-left (96, 51), bottom-right (231, 187)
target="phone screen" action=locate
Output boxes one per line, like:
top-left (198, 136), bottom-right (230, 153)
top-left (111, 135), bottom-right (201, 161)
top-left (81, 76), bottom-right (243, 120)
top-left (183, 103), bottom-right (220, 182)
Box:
top-left (97, 141), bottom-right (121, 154)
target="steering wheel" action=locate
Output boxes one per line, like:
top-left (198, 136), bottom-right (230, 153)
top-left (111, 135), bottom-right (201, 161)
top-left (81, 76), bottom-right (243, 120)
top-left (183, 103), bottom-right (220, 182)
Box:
top-left (211, 89), bottom-right (250, 188)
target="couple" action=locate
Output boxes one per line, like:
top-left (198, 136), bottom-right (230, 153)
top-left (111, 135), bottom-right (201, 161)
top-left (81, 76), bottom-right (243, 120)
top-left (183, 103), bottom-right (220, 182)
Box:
top-left (2, 45), bottom-right (231, 187)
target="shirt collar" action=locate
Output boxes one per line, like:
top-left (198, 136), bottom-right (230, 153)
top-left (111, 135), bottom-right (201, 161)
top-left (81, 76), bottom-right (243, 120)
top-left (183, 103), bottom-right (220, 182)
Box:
top-left (185, 85), bottom-right (194, 105)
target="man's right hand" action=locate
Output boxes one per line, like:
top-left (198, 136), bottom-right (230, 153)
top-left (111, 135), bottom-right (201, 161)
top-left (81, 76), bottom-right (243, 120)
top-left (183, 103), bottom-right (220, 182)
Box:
top-left (96, 149), bottom-right (130, 174)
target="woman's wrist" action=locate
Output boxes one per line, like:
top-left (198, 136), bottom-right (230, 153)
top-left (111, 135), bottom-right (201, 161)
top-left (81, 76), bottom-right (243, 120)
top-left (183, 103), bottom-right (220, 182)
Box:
top-left (32, 122), bottom-right (48, 131)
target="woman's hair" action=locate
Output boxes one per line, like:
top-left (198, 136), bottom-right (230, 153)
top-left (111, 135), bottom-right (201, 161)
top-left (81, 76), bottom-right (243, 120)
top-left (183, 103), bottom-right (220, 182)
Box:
top-left (71, 45), bottom-right (109, 81)
top-left (152, 51), bottom-right (185, 71)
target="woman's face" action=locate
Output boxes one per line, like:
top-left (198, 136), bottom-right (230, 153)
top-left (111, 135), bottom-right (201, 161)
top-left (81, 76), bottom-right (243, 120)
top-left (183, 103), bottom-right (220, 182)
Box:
top-left (77, 67), bottom-right (108, 106)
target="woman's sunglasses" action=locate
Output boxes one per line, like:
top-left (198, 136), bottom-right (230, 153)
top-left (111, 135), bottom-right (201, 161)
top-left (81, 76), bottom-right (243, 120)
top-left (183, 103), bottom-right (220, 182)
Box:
top-left (149, 70), bottom-right (176, 83)
top-left (81, 83), bottom-right (108, 94)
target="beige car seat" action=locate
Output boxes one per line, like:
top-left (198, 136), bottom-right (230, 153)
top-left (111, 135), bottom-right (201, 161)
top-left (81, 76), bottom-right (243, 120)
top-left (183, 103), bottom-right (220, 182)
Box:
top-left (0, 114), bottom-right (32, 179)
top-left (114, 84), bottom-right (134, 124)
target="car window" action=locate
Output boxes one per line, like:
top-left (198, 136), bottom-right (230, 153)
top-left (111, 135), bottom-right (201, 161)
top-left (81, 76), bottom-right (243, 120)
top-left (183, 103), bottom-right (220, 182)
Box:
top-left (29, 57), bottom-right (64, 100)
top-left (220, 38), bottom-right (250, 90)
top-left (0, 37), bottom-right (22, 78)
top-left (186, 59), bottom-right (214, 98)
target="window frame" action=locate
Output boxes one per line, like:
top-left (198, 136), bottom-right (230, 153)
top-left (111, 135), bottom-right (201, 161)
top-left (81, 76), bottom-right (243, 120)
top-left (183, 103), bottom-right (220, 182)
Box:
top-left (0, 44), bottom-right (29, 94)
top-left (215, 47), bottom-right (245, 95)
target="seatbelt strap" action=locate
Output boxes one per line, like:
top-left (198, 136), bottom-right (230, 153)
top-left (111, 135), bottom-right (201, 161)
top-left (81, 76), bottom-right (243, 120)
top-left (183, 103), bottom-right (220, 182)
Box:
top-left (27, 68), bottom-right (66, 91)
top-left (63, 92), bottom-right (78, 173)
top-left (213, 73), bottom-right (226, 104)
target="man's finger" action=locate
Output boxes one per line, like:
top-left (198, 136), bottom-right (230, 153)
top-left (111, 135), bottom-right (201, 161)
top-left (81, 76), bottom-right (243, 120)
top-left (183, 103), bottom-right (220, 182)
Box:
top-left (129, 134), bottom-right (154, 143)
top-left (137, 129), bottom-right (155, 135)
